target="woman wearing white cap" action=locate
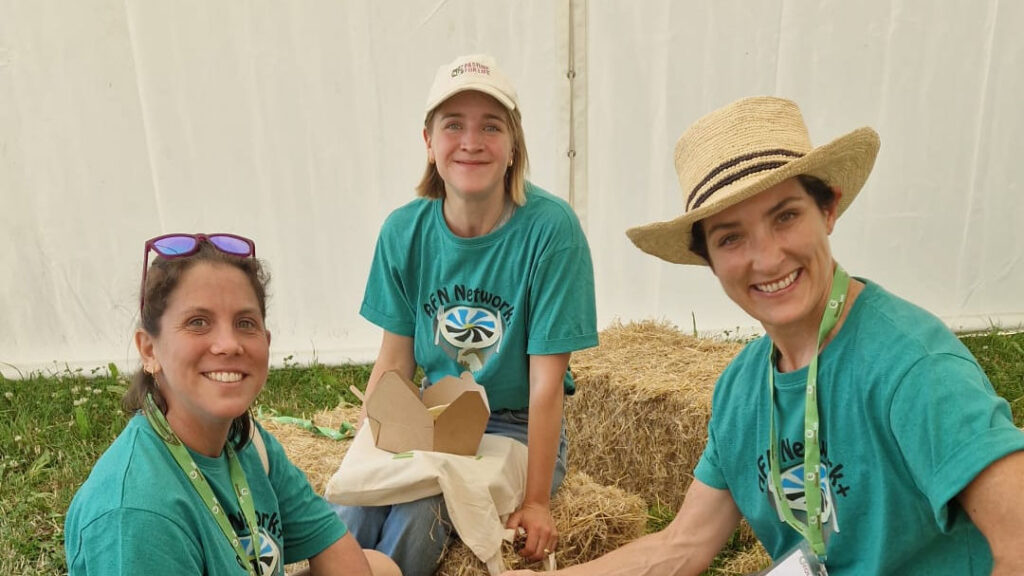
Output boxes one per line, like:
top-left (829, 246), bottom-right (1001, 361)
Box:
top-left (334, 54), bottom-right (598, 575)
top-left (503, 97), bottom-right (1024, 575)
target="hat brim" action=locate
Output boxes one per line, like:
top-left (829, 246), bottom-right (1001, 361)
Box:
top-left (424, 84), bottom-right (516, 118)
top-left (626, 127), bottom-right (880, 266)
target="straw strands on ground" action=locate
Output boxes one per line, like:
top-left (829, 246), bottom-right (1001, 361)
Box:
top-left (436, 471), bottom-right (648, 575)
top-left (566, 320), bottom-right (744, 511)
top-left (718, 543), bottom-right (772, 574)
top-left (258, 403), bottom-right (362, 493)
top-left (259, 405), bottom-right (361, 576)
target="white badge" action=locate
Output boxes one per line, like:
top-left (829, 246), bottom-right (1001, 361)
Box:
top-left (749, 541), bottom-right (828, 576)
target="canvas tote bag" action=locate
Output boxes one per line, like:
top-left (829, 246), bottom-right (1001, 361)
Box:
top-left (325, 424), bottom-right (555, 573)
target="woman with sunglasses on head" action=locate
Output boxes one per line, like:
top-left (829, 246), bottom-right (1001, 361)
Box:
top-left (332, 54), bottom-right (598, 575)
top-left (65, 234), bottom-right (401, 576)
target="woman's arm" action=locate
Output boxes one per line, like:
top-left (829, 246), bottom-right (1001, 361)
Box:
top-left (357, 330), bottom-right (416, 423)
top-left (306, 533), bottom-right (373, 575)
top-left (502, 479), bottom-right (740, 576)
top-left (958, 450), bottom-right (1024, 575)
top-left (506, 352), bottom-right (570, 562)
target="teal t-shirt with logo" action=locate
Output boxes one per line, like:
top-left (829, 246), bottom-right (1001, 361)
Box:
top-left (360, 182), bottom-right (599, 411)
top-left (65, 414), bottom-right (346, 575)
top-left (695, 280), bottom-right (1024, 575)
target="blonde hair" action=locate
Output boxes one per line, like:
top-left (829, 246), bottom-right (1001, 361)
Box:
top-left (416, 102), bottom-right (530, 206)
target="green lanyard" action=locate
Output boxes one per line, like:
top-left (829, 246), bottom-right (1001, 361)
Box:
top-left (144, 394), bottom-right (263, 576)
top-left (767, 264), bottom-right (849, 560)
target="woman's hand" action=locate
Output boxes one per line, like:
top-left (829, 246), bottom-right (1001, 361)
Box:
top-left (506, 500), bottom-right (558, 563)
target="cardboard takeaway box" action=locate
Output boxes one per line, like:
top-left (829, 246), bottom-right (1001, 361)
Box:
top-left (365, 370), bottom-right (490, 456)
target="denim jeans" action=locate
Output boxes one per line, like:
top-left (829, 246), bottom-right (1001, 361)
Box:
top-left (332, 408), bottom-right (568, 576)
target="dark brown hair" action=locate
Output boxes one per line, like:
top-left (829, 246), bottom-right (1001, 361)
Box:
top-left (690, 174), bottom-right (837, 265)
top-left (124, 241), bottom-right (270, 450)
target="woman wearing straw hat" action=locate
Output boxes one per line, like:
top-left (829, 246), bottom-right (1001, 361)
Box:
top-left (333, 54), bottom-right (597, 576)
top-left (503, 97), bottom-right (1024, 575)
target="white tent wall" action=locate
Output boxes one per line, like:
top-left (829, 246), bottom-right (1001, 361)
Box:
top-left (1, 1), bottom-right (1021, 378)
top-left (586, 0), bottom-right (1024, 338)
top-left (1, 0), bottom-right (571, 377)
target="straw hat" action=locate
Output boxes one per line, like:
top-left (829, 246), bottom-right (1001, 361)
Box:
top-left (424, 54), bottom-right (518, 118)
top-left (626, 96), bottom-right (880, 265)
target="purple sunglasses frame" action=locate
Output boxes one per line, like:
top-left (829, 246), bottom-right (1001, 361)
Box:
top-left (139, 233), bottom-right (256, 314)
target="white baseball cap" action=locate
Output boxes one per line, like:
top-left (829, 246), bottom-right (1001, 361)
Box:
top-left (424, 54), bottom-right (518, 119)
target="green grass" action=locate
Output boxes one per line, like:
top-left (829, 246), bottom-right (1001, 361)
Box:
top-left (0, 364), bottom-right (130, 574)
top-left (1, 331), bottom-right (1021, 574)
top-left (960, 331), bottom-right (1024, 427)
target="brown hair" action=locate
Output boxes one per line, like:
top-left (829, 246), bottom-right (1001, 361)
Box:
top-left (416, 100), bottom-right (530, 206)
top-left (690, 174), bottom-right (838, 266)
top-left (124, 241), bottom-right (270, 449)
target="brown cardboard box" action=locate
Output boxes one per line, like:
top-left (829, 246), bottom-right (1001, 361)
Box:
top-left (365, 370), bottom-right (490, 456)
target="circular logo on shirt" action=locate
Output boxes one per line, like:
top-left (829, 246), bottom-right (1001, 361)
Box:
top-left (241, 528), bottom-right (280, 575)
top-left (436, 305), bottom-right (504, 371)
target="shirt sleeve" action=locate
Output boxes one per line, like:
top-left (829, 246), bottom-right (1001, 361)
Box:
top-left (525, 210), bottom-right (599, 355)
top-left (360, 218), bottom-right (417, 337)
top-left (694, 416), bottom-right (729, 490)
top-left (261, 425), bottom-right (348, 564)
top-left (889, 352), bottom-right (1024, 531)
top-left (69, 508), bottom-right (204, 576)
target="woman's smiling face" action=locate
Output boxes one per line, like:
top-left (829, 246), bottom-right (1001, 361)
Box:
top-left (140, 261), bottom-right (270, 435)
top-left (703, 177), bottom-right (839, 335)
top-left (424, 90), bottom-right (514, 204)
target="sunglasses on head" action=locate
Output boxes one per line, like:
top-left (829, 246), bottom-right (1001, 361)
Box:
top-left (139, 233), bottom-right (256, 314)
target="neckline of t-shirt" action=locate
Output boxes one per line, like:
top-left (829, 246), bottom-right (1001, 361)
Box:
top-left (772, 278), bottom-right (877, 390)
top-left (433, 194), bottom-right (520, 246)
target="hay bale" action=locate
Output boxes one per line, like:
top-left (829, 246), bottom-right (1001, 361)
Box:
top-left (715, 543), bottom-right (772, 575)
top-left (258, 403), bottom-right (362, 493)
top-left (566, 320), bottom-right (743, 511)
top-left (436, 471), bottom-right (648, 575)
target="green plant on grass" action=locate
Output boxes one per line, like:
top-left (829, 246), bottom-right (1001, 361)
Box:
top-left (258, 355), bottom-right (372, 418)
top-left (960, 329), bottom-right (1024, 427)
top-left (0, 364), bottom-right (129, 574)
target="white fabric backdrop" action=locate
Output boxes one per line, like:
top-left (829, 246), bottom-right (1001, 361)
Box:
top-left (2, 1), bottom-right (1022, 378)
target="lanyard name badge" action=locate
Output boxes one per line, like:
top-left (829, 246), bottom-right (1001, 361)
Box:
top-left (144, 394), bottom-right (264, 576)
top-left (764, 264), bottom-right (849, 574)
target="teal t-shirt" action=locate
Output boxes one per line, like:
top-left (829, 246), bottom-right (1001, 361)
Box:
top-left (65, 414), bottom-right (346, 575)
top-left (360, 182), bottom-right (599, 411)
top-left (695, 279), bottom-right (1024, 575)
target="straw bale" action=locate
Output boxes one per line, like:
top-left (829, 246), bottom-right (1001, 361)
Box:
top-left (257, 403), bottom-right (362, 493)
top-left (566, 320), bottom-right (743, 510)
top-left (716, 543), bottom-right (772, 575)
top-left (436, 471), bottom-right (648, 575)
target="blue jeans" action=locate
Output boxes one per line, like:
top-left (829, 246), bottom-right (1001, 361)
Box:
top-left (332, 409), bottom-right (568, 576)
